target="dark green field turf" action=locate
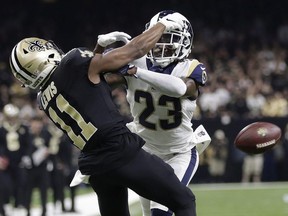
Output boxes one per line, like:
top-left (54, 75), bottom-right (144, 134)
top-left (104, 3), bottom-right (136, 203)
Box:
top-left (130, 182), bottom-right (288, 216)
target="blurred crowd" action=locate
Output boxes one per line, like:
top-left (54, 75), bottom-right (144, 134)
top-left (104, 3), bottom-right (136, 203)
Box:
top-left (0, 103), bottom-right (79, 216)
top-left (0, 0), bottom-right (288, 120)
top-left (0, 0), bottom-right (288, 215)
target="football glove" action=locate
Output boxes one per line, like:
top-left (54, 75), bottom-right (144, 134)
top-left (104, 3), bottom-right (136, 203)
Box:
top-left (97, 31), bottom-right (131, 47)
top-left (159, 13), bottom-right (184, 31)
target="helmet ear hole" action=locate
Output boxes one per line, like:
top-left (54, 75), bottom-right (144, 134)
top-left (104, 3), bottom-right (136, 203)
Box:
top-left (48, 54), bottom-right (55, 58)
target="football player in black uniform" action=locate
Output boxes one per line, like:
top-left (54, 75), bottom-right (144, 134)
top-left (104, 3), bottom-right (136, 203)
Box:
top-left (9, 13), bottom-right (197, 216)
top-left (24, 116), bottom-right (51, 216)
top-left (0, 104), bottom-right (31, 216)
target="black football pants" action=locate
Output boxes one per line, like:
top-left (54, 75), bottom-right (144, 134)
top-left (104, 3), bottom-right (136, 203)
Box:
top-left (89, 148), bottom-right (196, 216)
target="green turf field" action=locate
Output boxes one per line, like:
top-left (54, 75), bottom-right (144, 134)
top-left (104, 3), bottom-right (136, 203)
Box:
top-left (129, 182), bottom-right (288, 216)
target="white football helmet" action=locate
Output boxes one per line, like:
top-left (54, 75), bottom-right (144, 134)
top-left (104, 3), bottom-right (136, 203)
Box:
top-left (146, 10), bottom-right (194, 68)
top-left (10, 37), bottom-right (63, 89)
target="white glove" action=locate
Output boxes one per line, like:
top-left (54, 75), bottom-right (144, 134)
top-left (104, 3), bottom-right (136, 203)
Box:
top-left (97, 31), bottom-right (131, 47)
top-left (159, 13), bottom-right (184, 31)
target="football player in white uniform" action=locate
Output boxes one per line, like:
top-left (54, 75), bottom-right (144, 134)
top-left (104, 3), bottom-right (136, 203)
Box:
top-left (103, 10), bottom-right (211, 216)
top-left (70, 10), bottom-right (210, 216)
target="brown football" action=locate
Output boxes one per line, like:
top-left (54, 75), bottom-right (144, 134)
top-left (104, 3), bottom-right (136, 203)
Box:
top-left (234, 122), bottom-right (282, 154)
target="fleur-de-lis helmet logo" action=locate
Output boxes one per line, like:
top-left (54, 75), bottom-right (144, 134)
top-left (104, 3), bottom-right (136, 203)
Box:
top-left (28, 40), bottom-right (46, 52)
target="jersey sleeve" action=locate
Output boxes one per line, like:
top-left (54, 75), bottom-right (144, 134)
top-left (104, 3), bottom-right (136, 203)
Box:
top-left (186, 59), bottom-right (208, 86)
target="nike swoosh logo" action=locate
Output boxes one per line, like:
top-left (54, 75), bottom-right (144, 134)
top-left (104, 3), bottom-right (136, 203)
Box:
top-left (200, 66), bottom-right (206, 70)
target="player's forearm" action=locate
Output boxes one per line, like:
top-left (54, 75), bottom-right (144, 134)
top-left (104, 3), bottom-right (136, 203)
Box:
top-left (135, 68), bottom-right (187, 97)
top-left (129, 23), bottom-right (165, 59)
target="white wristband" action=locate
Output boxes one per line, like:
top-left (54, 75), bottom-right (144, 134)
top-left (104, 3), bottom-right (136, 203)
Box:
top-left (136, 68), bottom-right (187, 97)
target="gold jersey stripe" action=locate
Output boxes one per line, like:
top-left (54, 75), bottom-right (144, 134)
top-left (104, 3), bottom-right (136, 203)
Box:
top-left (186, 59), bottom-right (200, 77)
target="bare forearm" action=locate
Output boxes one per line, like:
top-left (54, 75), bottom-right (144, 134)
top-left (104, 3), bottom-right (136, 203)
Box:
top-left (90, 23), bottom-right (165, 74)
top-left (129, 23), bottom-right (165, 58)
top-left (97, 23), bottom-right (165, 71)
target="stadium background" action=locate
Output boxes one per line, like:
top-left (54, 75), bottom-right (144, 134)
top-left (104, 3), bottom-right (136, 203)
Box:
top-left (1, 0), bottom-right (288, 191)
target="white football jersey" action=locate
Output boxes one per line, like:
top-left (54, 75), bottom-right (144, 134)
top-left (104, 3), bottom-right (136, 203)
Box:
top-left (125, 56), bottom-right (207, 155)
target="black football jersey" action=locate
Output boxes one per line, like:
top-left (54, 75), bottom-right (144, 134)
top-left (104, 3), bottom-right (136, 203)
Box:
top-left (0, 123), bottom-right (31, 169)
top-left (38, 48), bottom-right (130, 151)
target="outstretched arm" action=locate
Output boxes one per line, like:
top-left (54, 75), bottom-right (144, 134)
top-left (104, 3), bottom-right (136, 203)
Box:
top-left (88, 13), bottom-right (184, 79)
top-left (90, 23), bottom-right (165, 75)
top-left (116, 61), bottom-right (203, 98)
top-left (105, 66), bottom-right (199, 98)
top-left (130, 67), bottom-right (199, 98)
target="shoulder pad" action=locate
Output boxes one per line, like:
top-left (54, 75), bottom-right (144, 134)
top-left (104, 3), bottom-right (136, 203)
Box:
top-left (187, 60), bottom-right (208, 86)
top-left (62, 47), bottom-right (93, 67)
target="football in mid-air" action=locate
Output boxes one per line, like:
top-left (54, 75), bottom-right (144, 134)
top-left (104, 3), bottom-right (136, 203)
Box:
top-left (234, 122), bottom-right (282, 154)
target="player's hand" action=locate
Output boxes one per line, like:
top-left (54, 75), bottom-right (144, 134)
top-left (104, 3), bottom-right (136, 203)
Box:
top-left (118, 64), bottom-right (136, 76)
top-left (97, 31), bottom-right (131, 47)
top-left (159, 13), bottom-right (184, 31)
